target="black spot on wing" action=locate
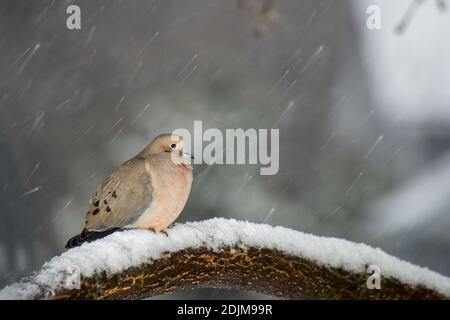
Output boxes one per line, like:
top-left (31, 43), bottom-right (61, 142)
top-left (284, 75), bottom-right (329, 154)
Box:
top-left (92, 208), bottom-right (100, 215)
top-left (106, 206), bottom-right (111, 213)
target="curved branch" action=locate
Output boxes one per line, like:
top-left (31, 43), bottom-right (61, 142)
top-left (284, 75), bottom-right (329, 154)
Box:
top-left (55, 246), bottom-right (445, 300)
top-left (1, 219), bottom-right (449, 299)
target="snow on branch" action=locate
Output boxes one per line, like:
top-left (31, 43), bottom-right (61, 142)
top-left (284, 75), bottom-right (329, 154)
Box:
top-left (1, 218), bottom-right (449, 299)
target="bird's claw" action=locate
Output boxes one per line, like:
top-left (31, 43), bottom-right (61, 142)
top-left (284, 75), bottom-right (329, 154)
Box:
top-left (160, 230), bottom-right (168, 237)
top-left (148, 228), bottom-right (168, 237)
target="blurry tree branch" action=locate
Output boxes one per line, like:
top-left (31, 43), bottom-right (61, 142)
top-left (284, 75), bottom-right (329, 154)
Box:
top-left (237, 0), bottom-right (280, 37)
top-left (396, 0), bottom-right (447, 34)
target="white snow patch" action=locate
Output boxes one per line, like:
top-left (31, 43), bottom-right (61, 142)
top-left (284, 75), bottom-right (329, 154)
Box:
top-left (1, 218), bottom-right (449, 299)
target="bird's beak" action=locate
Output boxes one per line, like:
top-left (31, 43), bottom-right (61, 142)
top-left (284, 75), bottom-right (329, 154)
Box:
top-left (184, 152), bottom-right (194, 160)
top-left (179, 150), bottom-right (193, 160)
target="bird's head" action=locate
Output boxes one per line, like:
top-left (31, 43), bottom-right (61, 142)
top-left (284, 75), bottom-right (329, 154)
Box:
top-left (143, 134), bottom-right (192, 162)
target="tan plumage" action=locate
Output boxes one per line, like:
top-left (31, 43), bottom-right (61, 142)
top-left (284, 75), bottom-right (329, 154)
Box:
top-left (66, 133), bottom-right (193, 248)
top-left (84, 157), bottom-right (153, 231)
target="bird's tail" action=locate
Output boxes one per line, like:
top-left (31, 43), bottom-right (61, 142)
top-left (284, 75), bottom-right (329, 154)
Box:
top-left (65, 228), bottom-right (122, 249)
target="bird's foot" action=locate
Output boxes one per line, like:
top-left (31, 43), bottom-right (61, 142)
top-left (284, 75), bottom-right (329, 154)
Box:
top-left (148, 228), bottom-right (169, 237)
top-left (160, 230), bottom-right (169, 237)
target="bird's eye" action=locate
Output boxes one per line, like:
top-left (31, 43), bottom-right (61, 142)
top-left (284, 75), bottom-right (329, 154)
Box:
top-left (170, 143), bottom-right (177, 149)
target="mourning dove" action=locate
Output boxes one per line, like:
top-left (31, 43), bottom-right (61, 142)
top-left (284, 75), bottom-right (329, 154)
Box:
top-left (65, 133), bottom-right (193, 248)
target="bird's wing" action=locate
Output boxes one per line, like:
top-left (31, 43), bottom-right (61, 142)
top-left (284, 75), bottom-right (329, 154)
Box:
top-left (84, 157), bottom-right (153, 231)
